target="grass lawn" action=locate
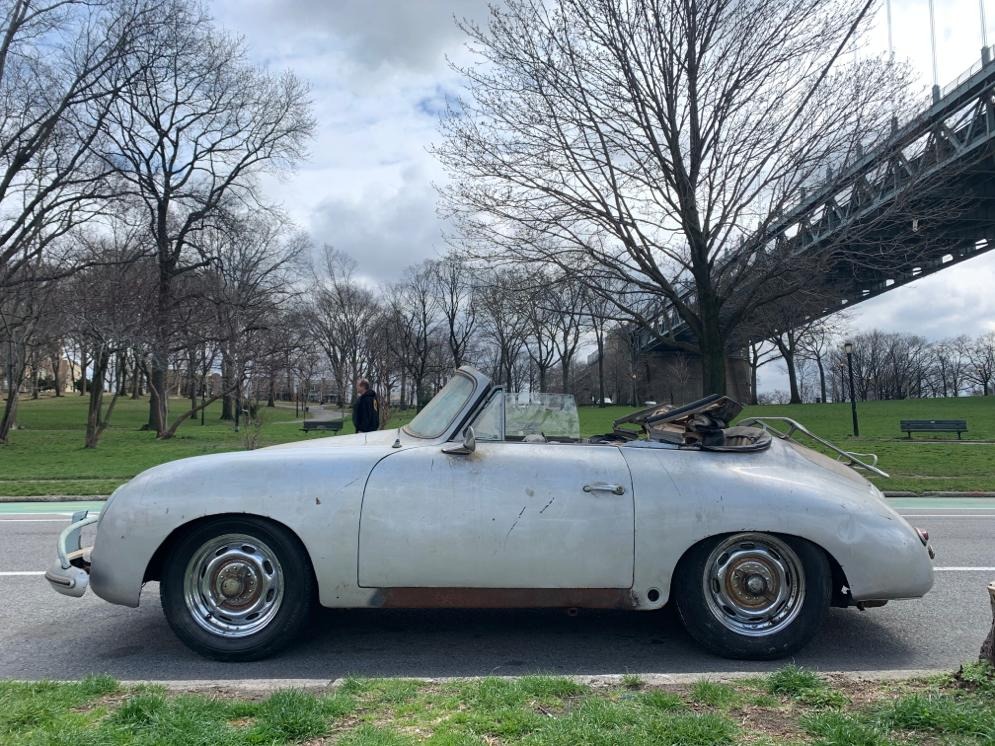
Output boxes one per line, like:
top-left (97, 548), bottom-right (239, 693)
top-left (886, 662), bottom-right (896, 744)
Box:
top-left (0, 396), bottom-right (415, 497)
top-left (0, 393), bottom-right (993, 496)
top-left (2, 663), bottom-right (994, 744)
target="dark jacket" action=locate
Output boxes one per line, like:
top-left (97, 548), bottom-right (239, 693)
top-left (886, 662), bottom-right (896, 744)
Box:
top-left (352, 389), bottom-right (380, 432)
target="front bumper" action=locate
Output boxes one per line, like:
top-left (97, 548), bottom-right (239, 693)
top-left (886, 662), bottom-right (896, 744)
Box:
top-left (45, 510), bottom-right (99, 598)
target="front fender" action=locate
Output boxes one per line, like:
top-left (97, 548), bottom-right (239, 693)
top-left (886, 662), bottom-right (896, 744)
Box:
top-left (89, 444), bottom-right (400, 608)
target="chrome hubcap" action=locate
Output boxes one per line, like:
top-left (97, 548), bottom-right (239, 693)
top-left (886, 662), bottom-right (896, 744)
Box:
top-left (703, 533), bottom-right (805, 637)
top-left (183, 533), bottom-right (284, 638)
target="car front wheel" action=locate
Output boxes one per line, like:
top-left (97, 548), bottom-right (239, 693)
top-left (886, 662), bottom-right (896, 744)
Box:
top-left (673, 532), bottom-right (830, 660)
top-left (160, 517), bottom-right (315, 661)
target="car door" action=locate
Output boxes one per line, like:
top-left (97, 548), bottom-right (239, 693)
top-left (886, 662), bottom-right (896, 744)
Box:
top-left (358, 442), bottom-right (634, 589)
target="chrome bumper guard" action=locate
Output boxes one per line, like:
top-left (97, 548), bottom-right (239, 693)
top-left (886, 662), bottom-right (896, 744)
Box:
top-left (45, 510), bottom-right (99, 598)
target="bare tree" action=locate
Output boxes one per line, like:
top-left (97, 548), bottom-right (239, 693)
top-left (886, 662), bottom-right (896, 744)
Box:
top-left (309, 247), bottom-right (377, 408)
top-left (0, 0), bottom-right (153, 288)
top-left (546, 275), bottom-right (585, 393)
top-left (97, 0), bottom-right (313, 436)
top-left (437, 0), bottom-right (930, 395)
top-left (932, 336), bottom-right (970, 398)
top-left (478, 269), bottom-right (529, 389)
top-left (583, 284), bottom-right (615, 407)
top-left (965, 332), bottom-right (995, 396)
top-left (798, 317), bottom-right (848, 403)
top-left (0, 269), bottom-right (57, 441)
top-left (746, 340), bottom-right (780, 406)
top-left (521, 277), bottom-right (559, 392)
top-left (390, 263), bottom-right (440, 408)
top-left (429, 254), bottom-right (478, 369)
top-left (65, 232), bottom-right (151, 447)
top-left (159, 212), bottom-right (306, 440)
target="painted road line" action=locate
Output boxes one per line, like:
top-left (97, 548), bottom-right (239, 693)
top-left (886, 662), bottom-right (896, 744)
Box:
top-left (934, 567), bottom-right (995, 572)
top-left (0, 501), bottom-right (106, 515)
top-left (887, 498), bottom-right (995, 510)
top-left (0, 519), bottom-right (73, 522)
top-left (899, 513), bottom-right (995, 518)
top-left (0, 571), bottom-right (45, 577)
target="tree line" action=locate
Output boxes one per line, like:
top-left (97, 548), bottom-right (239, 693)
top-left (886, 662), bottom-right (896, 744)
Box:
top-left (754, 323), bottom-right (995, 405)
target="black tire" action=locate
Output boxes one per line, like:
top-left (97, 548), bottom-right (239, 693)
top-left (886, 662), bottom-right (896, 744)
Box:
top-left (672, 532), bottom-right (830, 660)
top-left (160, 516), bottom-right (315, 661)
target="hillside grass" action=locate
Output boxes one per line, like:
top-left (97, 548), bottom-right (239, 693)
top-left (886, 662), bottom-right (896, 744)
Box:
top-left (0, 393), bottom-right (992, 496)
top-left (2, 664), bottom-right (994, 745)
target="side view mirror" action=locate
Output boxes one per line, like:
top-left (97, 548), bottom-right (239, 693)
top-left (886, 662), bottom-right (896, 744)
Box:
top-left (442, 426), bottom-right (476, 455)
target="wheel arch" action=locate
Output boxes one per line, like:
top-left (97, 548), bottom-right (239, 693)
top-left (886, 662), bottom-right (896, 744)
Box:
top-left (143, 512), bottom-right (318, 587)
top-left (670, 530), bottom-right (852, 608)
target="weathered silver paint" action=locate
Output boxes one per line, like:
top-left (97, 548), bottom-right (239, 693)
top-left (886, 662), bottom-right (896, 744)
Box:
top-left (56, 365), bottom-right (931, 618)
top-left (358, 442), bottom-right (634, 588)
top-left (622, 439), bottom-right (933, 607)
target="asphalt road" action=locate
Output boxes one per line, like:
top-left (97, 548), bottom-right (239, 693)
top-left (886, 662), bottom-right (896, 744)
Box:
top-left (1, 498), bottom-right (993, 681)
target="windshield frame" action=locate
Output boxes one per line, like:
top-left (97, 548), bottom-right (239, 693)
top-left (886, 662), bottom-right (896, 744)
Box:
top-left (402, 370), bottom-right (480, 440)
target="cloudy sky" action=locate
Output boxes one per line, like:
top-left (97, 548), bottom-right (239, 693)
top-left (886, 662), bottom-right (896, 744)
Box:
top-left (212, 0), bottom-right (995, 390)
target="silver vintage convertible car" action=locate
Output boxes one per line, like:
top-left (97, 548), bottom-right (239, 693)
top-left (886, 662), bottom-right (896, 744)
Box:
top-left (46, 365), bottom-right (934, 661)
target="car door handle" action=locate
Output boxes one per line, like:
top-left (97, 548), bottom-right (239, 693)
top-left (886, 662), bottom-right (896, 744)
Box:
top-left (583, 482), bottom-right (625, 495)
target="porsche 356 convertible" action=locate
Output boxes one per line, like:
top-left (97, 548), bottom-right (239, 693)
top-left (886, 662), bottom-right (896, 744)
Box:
top-left (46, 365), bottom-right (934, 661)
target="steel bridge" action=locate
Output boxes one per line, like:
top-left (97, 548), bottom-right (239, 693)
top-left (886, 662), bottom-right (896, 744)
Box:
top-left (640, 47), bottom-right (995, 353)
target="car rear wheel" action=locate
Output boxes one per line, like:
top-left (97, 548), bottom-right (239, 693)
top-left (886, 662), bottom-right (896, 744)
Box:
top-left (160, 516), bottom-right (314, 661)
top-left (673, 532), bottom-right (830, 660)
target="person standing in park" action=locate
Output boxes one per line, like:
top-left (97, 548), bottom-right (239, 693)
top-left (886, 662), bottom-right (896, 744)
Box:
top-left (352, 378), bottom-right (380, 433)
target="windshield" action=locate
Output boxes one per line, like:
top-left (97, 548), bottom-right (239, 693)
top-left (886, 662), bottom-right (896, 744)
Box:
top-left (404, 372), bottom-right (477, 439)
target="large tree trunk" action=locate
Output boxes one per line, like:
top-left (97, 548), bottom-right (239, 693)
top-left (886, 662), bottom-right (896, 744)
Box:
top-left (79, 349), bottom-right (87, 395)
top-left (816, 356), bottom-right (827, 403)
top-left (596, 331), bottom-right (605, 407)
top-left (85, 350), bottom-right (110, 448)
top-left (697, 293), bottom-right (727, 396)
top-left (51, 353), bottom-right (63, 397)
top-left (784, 349), bottom-right (801, 404)
top-left (131, 356), bottom-right (143, 399)
top-left (147, 364), bottom-right (167, 431)
top-left (220, 353), bottom-right (234, 420)
top-left (0, 378), bottom-right (20, 443)
top-left (147, 263), bottom-right (172, 434)
top-left (699, 337), bottom-right (727, 397)
top-left (981, 581), bottom-right (995, 665)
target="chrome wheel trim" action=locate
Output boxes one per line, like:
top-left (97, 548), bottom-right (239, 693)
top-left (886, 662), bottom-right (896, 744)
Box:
top-left (702, 533), bottom-right (806, 638)
top-left (183, 533), bottom-right (284, 639)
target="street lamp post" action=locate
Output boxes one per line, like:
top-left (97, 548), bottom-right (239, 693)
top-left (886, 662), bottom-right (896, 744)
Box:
top-left (844, 341), bottom-right (859, 437)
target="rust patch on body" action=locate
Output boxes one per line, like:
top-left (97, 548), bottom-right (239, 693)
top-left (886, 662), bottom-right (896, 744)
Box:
top-left (371, 587), bottom-right (639, 609)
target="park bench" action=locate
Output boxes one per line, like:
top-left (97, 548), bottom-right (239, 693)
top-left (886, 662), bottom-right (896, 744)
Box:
top-left (899, 419), bottom-right (968, 439)
top-left (301, 419), bottom-right (343, 434)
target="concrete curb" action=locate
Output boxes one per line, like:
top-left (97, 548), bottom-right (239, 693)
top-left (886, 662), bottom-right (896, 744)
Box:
top-left (91, 669), bottom-right (948, 695)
